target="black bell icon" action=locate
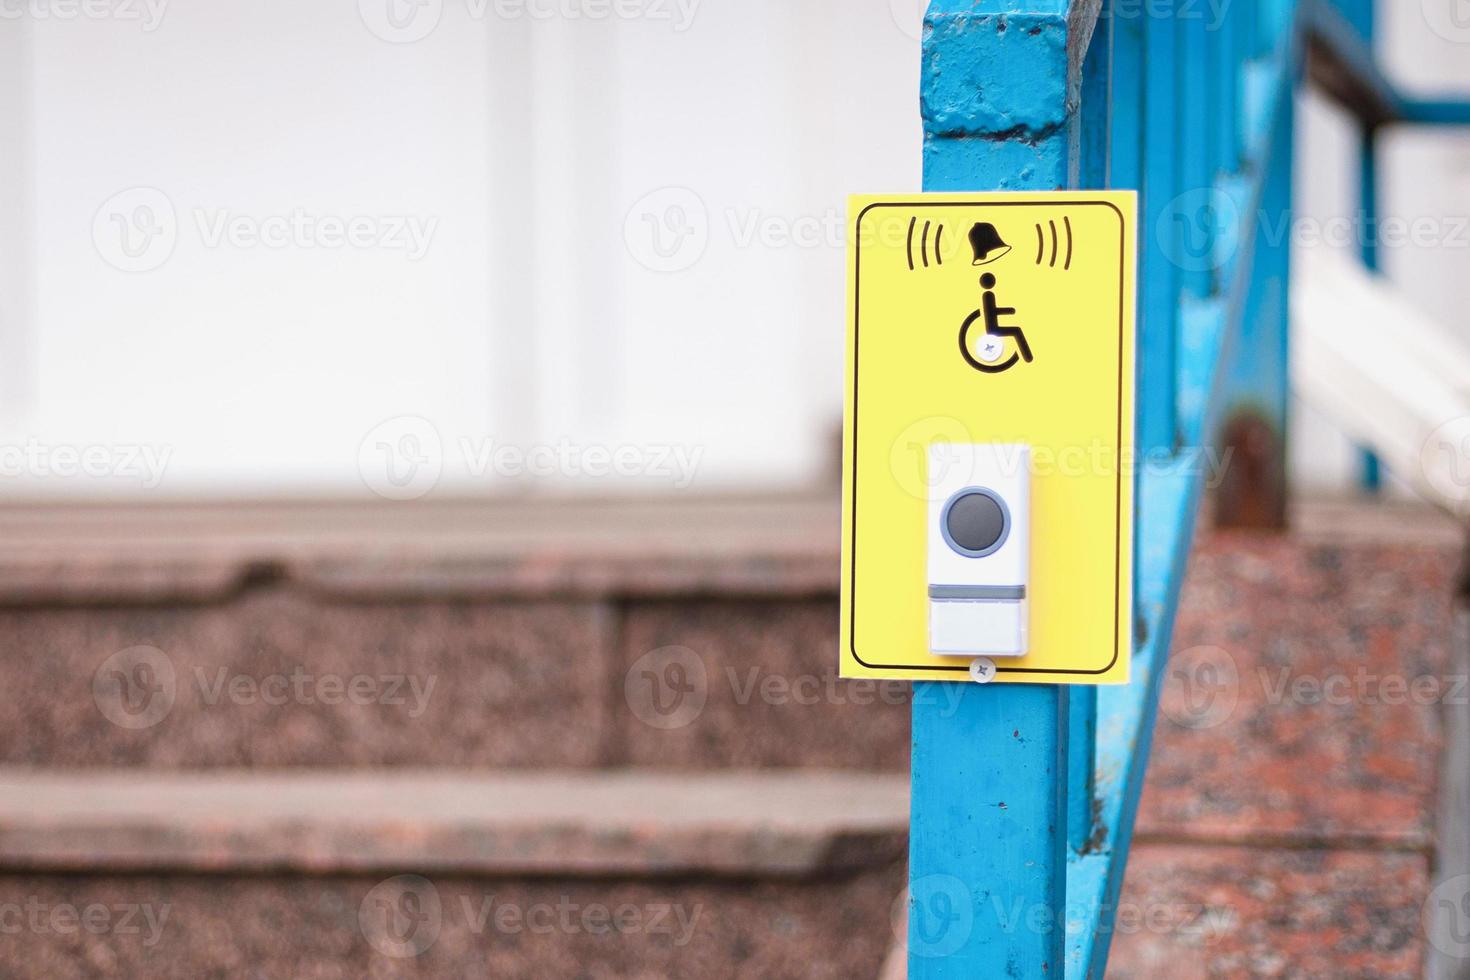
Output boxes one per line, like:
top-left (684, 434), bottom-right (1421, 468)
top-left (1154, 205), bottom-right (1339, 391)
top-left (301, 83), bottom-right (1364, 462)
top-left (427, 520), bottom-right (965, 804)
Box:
top-left (968, 222), bottom-right (1011, 266)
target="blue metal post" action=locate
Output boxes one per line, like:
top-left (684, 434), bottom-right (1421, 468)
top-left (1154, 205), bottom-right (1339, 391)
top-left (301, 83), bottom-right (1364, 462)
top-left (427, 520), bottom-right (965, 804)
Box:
top-left (1140, 0), bottom-right (1180, 451)
top-left (1213, 0), bottom-right (1240, 177)
top-left (1357, 128), bottom-right (1380, 275)
top-left (1180, 0), bottom-right (1213, 300)
top-left (1216, 13), bottom-right (1295, 529)
top-left (908, 2), bottom-right (1098, 974)
top-left (1334, 0), bottom-right (1373, 39)
top-left (1357, 122), bottom-right (1383, 492)
top-left (1066, 9), bottom-right (1113, 856)
top-left (1108, 0), bottom-right (1144, 193)
top-left (1350, 0), bottom-right (1379, 286)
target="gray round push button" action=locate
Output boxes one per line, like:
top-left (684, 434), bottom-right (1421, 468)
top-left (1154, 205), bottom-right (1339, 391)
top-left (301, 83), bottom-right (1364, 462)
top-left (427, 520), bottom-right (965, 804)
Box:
top-left (940, 488), bottom-right (1011, 558)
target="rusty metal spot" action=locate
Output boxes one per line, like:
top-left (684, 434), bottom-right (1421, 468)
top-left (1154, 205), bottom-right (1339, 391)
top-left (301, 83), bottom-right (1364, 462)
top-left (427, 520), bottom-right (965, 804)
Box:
top-left (1214, 410), bottom-right (1287, 530)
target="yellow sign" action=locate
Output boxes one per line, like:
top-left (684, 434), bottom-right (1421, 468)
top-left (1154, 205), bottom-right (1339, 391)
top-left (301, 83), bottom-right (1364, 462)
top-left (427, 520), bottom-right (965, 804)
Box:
top-left (840, 192), bottom-right (1136, 685)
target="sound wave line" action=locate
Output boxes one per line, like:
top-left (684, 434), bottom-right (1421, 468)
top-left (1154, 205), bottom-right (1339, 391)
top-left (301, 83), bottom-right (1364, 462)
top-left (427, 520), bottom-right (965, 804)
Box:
top-left (906, 217), bottom-right (946, 270)
top-left (1032, 217), bottom-right (1075, 270)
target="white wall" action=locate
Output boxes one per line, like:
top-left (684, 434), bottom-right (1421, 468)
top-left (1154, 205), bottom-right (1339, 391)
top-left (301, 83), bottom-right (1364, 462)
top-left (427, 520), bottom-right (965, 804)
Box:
top-left (1290, 2), bottom-right (1470, 496)
top-left (0, 0), bottom-right (920, 499)
top-left (0, 0), bottom-right (1462, 500)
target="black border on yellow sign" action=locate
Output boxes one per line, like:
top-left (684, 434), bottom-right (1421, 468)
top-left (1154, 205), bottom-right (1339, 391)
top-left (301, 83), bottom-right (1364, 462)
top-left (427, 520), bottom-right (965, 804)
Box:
top-left (849, 200), bottom-right (1128, 676)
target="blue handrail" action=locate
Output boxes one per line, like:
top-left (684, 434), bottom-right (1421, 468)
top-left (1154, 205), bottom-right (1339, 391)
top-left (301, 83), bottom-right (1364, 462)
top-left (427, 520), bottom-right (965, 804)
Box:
top-left (907, 2), bottom-right (1470, 976)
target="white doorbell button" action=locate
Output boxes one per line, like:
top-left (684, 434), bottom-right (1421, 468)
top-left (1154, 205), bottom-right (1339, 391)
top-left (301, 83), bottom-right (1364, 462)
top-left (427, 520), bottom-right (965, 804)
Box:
top-left (927, 443), bottom-right (1030, 657)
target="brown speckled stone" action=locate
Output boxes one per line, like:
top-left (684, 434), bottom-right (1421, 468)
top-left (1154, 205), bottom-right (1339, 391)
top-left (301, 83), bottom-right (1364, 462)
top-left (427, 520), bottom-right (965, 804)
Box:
top-left (0, 869), bottom-right (903, 979)
top-left (1108, 844), bottom-right (1429, 979)
top-left (0, 497), bottom-right (1459, 976)
top-left (1140, 536), bottom-right (1459, 848)
top-left (617, 600), bottom-right (910, 772)
top-left (0, 592), bottom-right (614, 769)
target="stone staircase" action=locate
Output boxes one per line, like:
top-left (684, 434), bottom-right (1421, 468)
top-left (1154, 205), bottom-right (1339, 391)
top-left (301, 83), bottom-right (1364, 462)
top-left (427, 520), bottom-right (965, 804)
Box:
top-left (0, 496), bottom-right (1459, 977)
top-left (1112, 501), bottom-right (1465, 979)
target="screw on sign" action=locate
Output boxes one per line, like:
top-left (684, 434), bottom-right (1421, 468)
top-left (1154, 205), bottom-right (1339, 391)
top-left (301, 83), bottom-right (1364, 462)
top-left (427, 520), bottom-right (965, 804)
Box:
top-left (968, 657), bottom-right (996, 684)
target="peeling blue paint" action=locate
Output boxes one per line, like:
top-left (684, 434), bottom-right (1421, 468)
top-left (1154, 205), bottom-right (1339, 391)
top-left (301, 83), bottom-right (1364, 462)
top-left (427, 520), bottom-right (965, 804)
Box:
top-left (922, 12), bottom-right (1071, 137)
top-left (909, 4), bottom-right (1092, 978)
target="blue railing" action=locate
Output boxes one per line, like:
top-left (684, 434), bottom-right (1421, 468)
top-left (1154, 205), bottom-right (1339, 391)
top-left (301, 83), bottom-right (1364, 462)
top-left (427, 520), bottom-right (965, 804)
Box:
top-left (907, 2), bottom-right (1470, 976)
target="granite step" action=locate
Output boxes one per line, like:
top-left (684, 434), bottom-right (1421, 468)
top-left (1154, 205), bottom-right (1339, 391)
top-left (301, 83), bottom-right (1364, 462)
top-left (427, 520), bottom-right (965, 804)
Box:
top-left (0, 496), bottom-right (907, 772)
top-left (0, 496), bottom-right (1461, 976)
top-left (0, 768), bottom-right (907, 979)
top-left (0, 768), bottom-right (909, 880)
top-left (0, 766), bottom-right (1441, 978)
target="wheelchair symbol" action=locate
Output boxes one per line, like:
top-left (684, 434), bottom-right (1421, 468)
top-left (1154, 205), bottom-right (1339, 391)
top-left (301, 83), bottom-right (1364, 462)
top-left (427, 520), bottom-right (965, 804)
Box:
top-left (959, 272), bottom-right (1033, 374)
